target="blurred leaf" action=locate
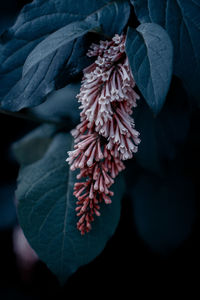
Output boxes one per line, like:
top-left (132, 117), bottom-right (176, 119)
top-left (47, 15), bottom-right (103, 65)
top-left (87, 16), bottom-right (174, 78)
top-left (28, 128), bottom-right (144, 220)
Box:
top-left (13, 124), bottom-right (57, 167)
top-left (131, 171), bottom-right (196, 254)
top-left (0, 0), bottom-right (130, 111)
top-left (30, 82), bottom-right (81, 126)
top-left (126, 24), bottom-right (173, 114)
top-left (0, 183), bottom-right (16, 229)
top-left (134, 103), bottom-right (161, 173)
top-left (16, 132), bottom-right (125, 284)
top-left (131, 0), bottom-right (200, 104)
top-left (134, 80), bottom-right (191, 173)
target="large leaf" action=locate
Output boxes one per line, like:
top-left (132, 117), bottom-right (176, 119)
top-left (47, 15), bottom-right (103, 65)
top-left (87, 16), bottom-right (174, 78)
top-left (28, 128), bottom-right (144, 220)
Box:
top-left (131, 0), bottom-right (200, 103)
top-left (0, 0), bottom-right (130, 111)
top-left (30, 82), bottom-right (81, 126)
top-left (0, 21), bottom-right (96, 111)
top-left (126, 24), bottom-right (173, 114)
top-left (131, 172), bottom-right (196, 254)
top-left (12, 124), bottom-right (58, 167)
top-left (22, 19), bottom-right (99, 77)
top-left (16, 132), bottom-right (125, 283)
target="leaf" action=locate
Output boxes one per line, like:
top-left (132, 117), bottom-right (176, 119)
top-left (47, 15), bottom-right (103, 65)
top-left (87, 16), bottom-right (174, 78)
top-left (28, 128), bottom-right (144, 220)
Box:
top-left (0, 23), bottom-right (96, 112)
top-left (22, 19), bottom-right (99, 77)
top-left (16, 132), bottom-right (125, 284)
top-left (94, 0), bottom-right (130, 37)
top-left (126, 24), bottom-right (173, 114)
top-left (131, 0), bottom-right (200, 104)
top-left (30, 82), bottom-right (81, 126)
top-left (0, 0), bottom-right (130, 111)
top-left (131, 171), bottom-right (196, 254)
top-left (54, 34), bottom-right (94, 89)
top-left (13, 124), bottom-right (57, 167)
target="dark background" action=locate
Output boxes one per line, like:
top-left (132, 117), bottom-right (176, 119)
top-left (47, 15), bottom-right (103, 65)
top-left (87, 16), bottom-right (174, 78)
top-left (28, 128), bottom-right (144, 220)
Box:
top-left (0, 1), bottom-right (199, 298)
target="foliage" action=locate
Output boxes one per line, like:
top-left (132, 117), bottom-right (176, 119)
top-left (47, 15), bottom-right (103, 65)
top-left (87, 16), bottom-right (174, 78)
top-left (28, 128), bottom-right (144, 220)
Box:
top-left (0, 0), bottom-right (199, 284)
top-left (15, 131), bottom-right (125, 283)
top-left (126, 23), bottom-right (173, 114)
top-left (0, 0), bottom-right (130, 111)
top-left (131, 0), bottom-right (200, 104)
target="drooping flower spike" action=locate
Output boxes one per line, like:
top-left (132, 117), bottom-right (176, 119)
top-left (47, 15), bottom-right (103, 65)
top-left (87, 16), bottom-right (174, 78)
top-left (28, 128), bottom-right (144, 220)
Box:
top-left (66, 34), bottom-right (140, 235)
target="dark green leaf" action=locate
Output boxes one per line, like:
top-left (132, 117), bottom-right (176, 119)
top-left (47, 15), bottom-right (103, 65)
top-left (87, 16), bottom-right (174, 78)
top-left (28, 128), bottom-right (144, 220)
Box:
top-left (126, 24), bottom-right (173, 114)
top-left (13, 124), bottom-right (57, 167)
top-left (0, 39), bottom-right (75, 111)
top-left (16, 132), bottom-right (125, 283)
top-left (0, 36), bottom-right (89, 112)
top-left (131, 172), bottom-right (196, 254)
top-left (93, 0), bottom-right (130, 37)
top-left (0, 0), bottom-right (130, 111)
top-left (30, 82), bottom-right (81, 126)
top-left (22, 19), bottom-right (99, 77)
top-left (131, 0), bottom-right (200, 103)
top-left (54, 34), bottom-right (94, 89)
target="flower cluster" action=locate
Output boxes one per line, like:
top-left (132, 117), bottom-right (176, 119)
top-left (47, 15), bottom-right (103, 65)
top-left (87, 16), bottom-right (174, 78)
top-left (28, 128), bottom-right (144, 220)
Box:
top-left (67, 34), bottom-right (140, 234)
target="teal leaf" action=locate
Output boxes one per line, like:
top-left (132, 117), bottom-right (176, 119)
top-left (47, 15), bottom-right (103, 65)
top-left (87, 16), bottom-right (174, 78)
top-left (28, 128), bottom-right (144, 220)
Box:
top-left (13, 124), bottom-right (57, 167)
top-left (0, 0), bottom-right (130, 111)
top-left (16, 132), bottom-right (125, 283)
top-left (22, 19), bottom-right (99, 77)
top-left (131, 0), bottom-right (200, 103)
top-left (0, 35), bottom-right (89, 112)
top-left (29, 82), bottom-right (81, 126)
top-left (126, 24), bottom-right (173, 114)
